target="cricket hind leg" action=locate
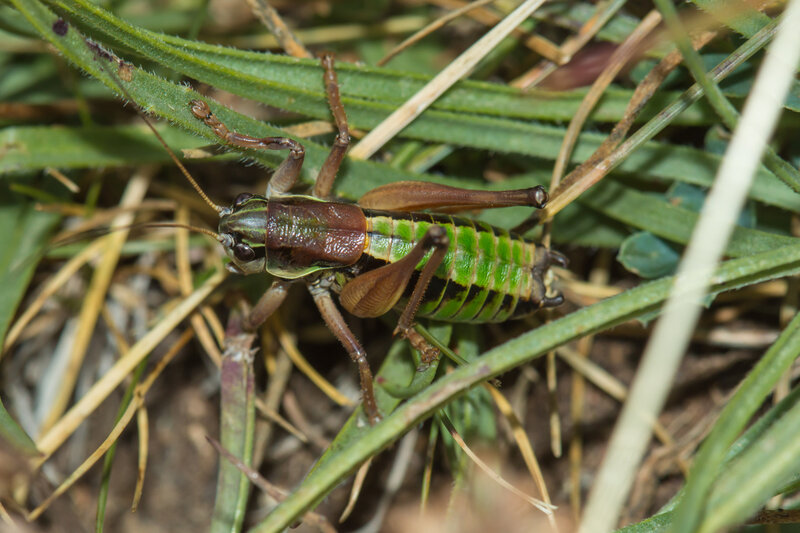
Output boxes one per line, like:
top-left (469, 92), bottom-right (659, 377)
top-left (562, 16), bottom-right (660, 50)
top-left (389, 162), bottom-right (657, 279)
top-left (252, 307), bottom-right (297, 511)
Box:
top-left (189, 100), bottom-right (304, 196)
top-left (339, 225), bottom-right (450, 366)
top-left (358, 181), bottom-right (549, 213)
top-left (307, 281), bottom-right (380, 425)
top-left (313, 53), bottom-right (351, 199)
top-left (393, 226), bottom-right (450, 365)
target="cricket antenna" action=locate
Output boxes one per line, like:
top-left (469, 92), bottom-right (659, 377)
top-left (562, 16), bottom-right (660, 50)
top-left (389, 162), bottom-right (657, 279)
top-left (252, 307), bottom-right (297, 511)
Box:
top-left (136, 114), bottom-right (226, 216)
top-left (141, 222), bottom-right (222, 240)
top-left (93, 51), bottom-right (226, 215)
top-left (51, 221), bottom-right (223, 248)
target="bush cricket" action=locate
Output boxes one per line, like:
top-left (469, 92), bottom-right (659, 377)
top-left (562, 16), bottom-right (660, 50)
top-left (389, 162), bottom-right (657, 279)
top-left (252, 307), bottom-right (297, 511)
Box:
top-left (173, 54), bottom-right (566, 424)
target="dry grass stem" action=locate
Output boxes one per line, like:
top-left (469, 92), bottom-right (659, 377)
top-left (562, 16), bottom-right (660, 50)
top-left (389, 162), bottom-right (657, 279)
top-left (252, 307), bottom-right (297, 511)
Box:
top-left (484, 384), bottom-right (555, 530)
top-left (28, 329), bottom-right (194, 520)
top-left (273, 315), bottom-right (354, 407)
top-left (226, 15), bottom-right (429, 49)
top-left (541, 30), bottom-right (718, 224)
top-left (428, 0), bottom-right (561, 60)
top-left (132, 405), bottom-right (149, 511)
top-left (548, 10), bottom-right (662, 195)
top-left (39, 169), bottom-right (153, 434)
top-left (176, 206), bottom-right (223, 366)
top-left (377, 0), bottom-right (496, 66)
top-left (440, 414), bottom-right (555, 516)
top-left (339, 458), bottom-right (372, 523)
top-left (244, 0), bottom-right (311, 58)
top-left (34, 269), bottom-right (226, 460)
top-left (350, 0), bottom-right (547, 159)
top-left (44, 167), bottom-right (79, 193)
top-left (254, 397), bottom-right (307, 443)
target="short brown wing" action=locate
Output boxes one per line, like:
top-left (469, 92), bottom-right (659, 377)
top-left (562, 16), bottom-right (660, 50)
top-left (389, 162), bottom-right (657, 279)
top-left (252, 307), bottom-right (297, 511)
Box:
top-left (339, 260), bottom-right (416, 318)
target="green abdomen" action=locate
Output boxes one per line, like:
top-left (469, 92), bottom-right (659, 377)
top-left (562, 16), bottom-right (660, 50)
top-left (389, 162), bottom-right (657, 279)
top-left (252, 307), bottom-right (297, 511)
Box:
top-left (360, 210), bottom-right (548, 323)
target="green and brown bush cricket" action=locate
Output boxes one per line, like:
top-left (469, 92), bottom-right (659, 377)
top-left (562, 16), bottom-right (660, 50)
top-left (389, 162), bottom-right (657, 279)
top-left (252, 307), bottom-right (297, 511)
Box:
top-left (178, 54), bottom-right (566, 424)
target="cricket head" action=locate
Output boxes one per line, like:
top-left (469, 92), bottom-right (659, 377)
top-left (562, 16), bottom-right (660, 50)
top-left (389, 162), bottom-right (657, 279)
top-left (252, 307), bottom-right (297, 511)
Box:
top-left (217, 192), bottom-right (268, 275)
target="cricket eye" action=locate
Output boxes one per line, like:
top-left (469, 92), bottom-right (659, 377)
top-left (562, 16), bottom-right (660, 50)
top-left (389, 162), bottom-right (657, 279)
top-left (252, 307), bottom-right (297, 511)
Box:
top-left (233, 242), bottom-right (256, 262)
top-left (233, 193), bottom-right (253, 207)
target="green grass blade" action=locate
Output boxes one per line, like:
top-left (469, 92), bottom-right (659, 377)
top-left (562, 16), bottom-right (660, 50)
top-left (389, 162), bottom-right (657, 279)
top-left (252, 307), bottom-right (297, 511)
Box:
top-left (212, 332), bottom-right (256, 533)
top-left (690, 0), bottom-right (773, 38)
top-left (39, 0), bottom-right (715, 126)
top-left (579, 179), bottom-right (796, 256)
top-left (0, 181), bottom-right (60, 458)
top-left (670, 312), bottom-right (800, 531)
top-left (0, 396), bottom-right (38, 456)
top-left (0, 181), bottom-right (61, 347)
top-left (698, 394), bottom-right (800, 532)
top-left (0, 125), bottom-right (203, 173)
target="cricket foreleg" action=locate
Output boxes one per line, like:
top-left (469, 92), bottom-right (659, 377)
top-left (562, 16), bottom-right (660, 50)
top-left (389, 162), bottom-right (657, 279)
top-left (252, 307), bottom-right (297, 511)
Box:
top-left (313, 54), bottom-right (351, 199)
top-left (308, 283), bottom-right (380, 425)
top-left (243, 279), bottom-right (291, 331)
top-left (358, 182), bottom-right (548, 213)
top-left (189, 100), bottom-right (304, 196)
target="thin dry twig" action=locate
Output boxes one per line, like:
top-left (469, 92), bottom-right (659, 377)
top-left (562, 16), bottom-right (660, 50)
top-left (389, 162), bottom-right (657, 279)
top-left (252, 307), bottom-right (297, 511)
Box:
top-left (39, 169), bottom-right (153, 434)
top-left (377, 0), bottom-right (496, 66)
top-left (440, 414), bottom-right (555, 515)
top-left (28, 329), bottom-right (194, 520)
top-left (484, 384), bottom-right (557, 531)
top-left (34, 269), bottom-right (226, 460)
top-left (281, 390), bottom-right (330, 450)
top-left (132, 404), bottom-right (149, 511)
top-left (547, 10), bottom-right (662, 204)
top-left (350, 0), bottom-right (547, 160)
top-left (556, 345), bottom-right (680, 459)
top-left (176, 206), bottom-right (223, 366)
top-left (44, 167), bottom-right (79, 193)
top-left (546, 351), bottom-right (561, 459)
top-left (273, 314), bottom-right (354, 407)
top-left (243, 0), bottom-right (311, 58)
top-left (47, 200), bottom-right (177, 241)
top-left (2, 236), bottom-right (107, 354)
top-left (226, 15), bottom-right (429, 50)
top-left (254, 397), bottom-right (307, 443)
top-left (344, 429), bottom-right (419, 532)
top-left (542, 29), bottom-right (717, 223)
top-left (252, 335), bottom-right (296, 468)
top-left (428, 0), bottom-right (561, 60)
top-left (207, 437), bottom-right (338, 533)
top-left (339, 458), bottom-right (373, 523)
top-left (568, 251), bottom-right (612, 519)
